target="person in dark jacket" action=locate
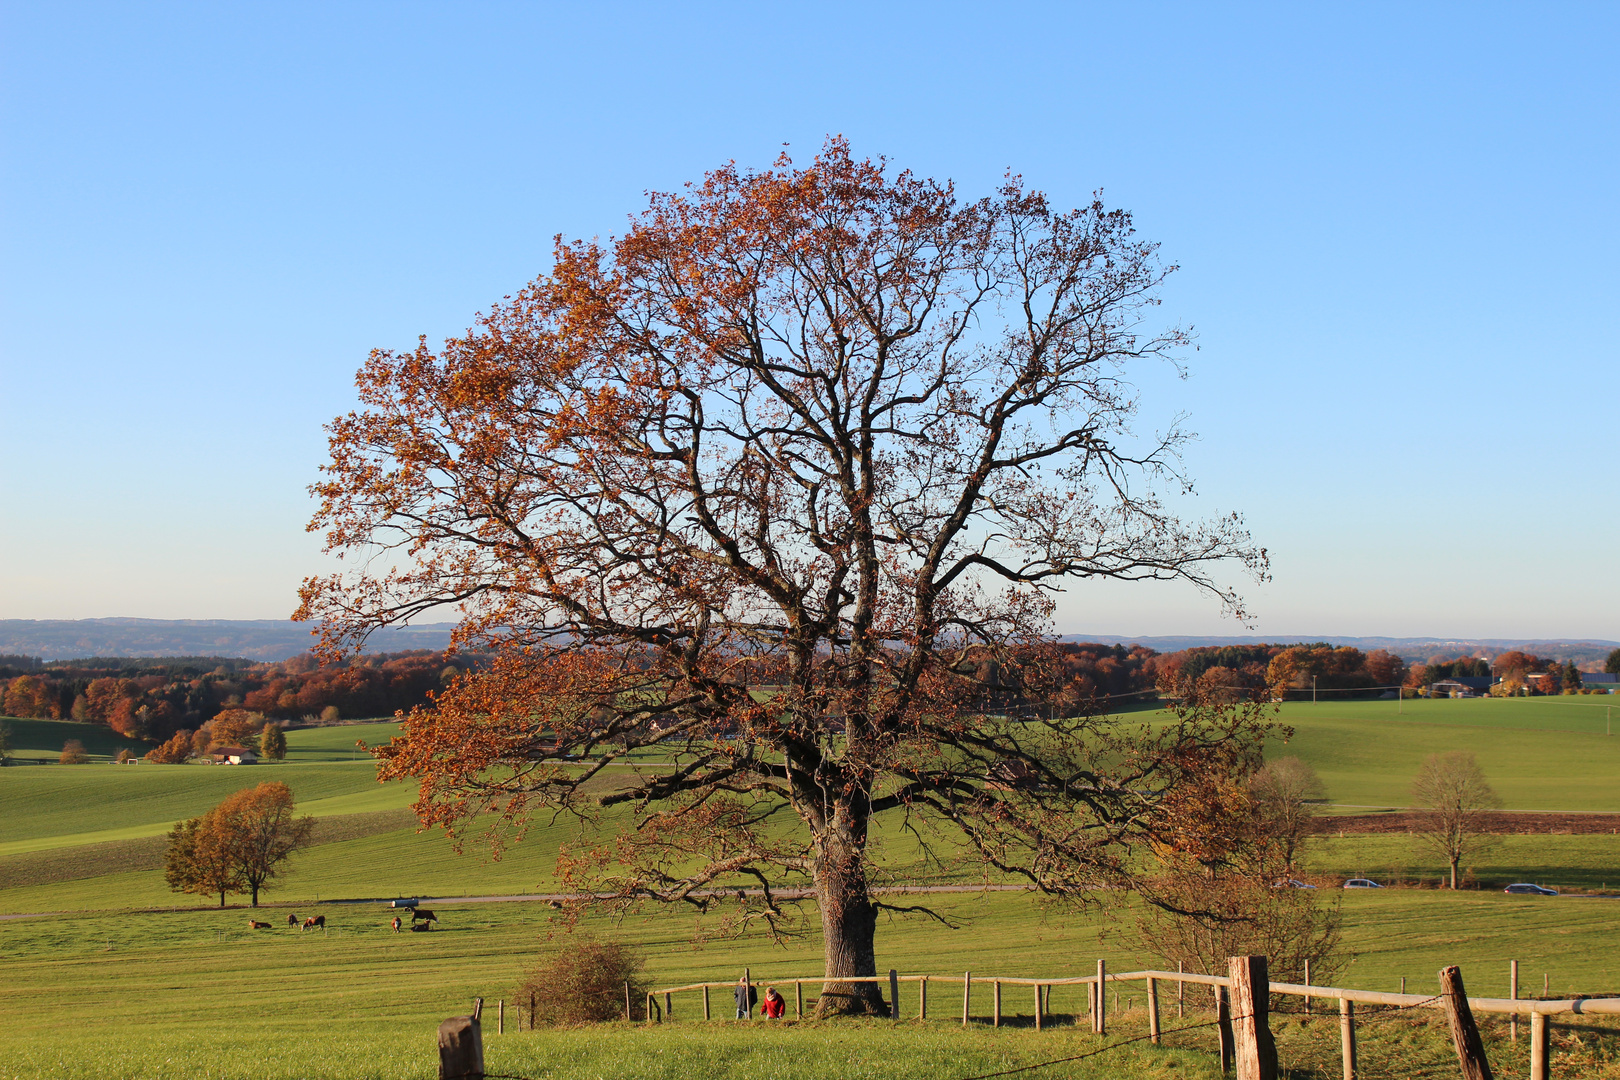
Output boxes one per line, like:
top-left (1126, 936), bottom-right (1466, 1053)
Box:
top-left (734, 975), bottom-right (757, 1019)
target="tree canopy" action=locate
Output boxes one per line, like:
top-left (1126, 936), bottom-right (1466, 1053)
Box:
top-left (300, 141), bottom-right (1270, 1014)
top-left (164, 781), bottom-right (314, 906)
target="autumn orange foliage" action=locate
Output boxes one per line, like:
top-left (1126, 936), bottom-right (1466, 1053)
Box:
top-left (300, 141), bottom-right (1271, 1014)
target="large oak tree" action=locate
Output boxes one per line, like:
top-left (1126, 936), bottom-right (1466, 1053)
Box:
top-left (300, 141), bottom-right (1270, 1013)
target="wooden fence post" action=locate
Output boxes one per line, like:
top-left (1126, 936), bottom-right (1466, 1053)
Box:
top-left (919, 976), bottom-right (927, 1020)
top-left (1529, 1011), bottom-right (1549, 1080)
top-left (993, 980), bottom-right (1002, 1027)
top-left (795, 980), bottom-right (802, 1019)
top-left (1095, 959), bottom-right (1107, 1035)
top-left (1304, 959), bottom-right (1312, 1015)
top-left (529, 993), bottom-right (535, 1031)
top-left (497, 999), bottom-right (504, 1036)
top-left (665, 991), bottom-right (672, 1019)
top-left (1439, 965), bottom-right (1493, 1080)
top-left (703, 984), bottom-right (711, 1021)
top-left (1178, 960), bottom-right (1185, 1018)
top-left (890, 969), bottom-right (901, 1020)
top-left (1147, 977), bottom-right (1161, 1044)
top-left (1339, 998), bottom-right (1356, 1080)
top-left (1228, 955), bottom-right (1279, 1080)
top-left (1216, 986), bottom-right (1235, 1075)
top-left (1510, 960), bottom-right (1519, 1043)
top-left (962, 971), bottom-right (971, 1025)
top-left (1033, 984), bottom-right (1042, 1031)
top-left (438, 999), bottom-right (484, 1080)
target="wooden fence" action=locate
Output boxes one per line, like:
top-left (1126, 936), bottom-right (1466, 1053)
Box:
top-left (637, 958), bottom-right (1620, 1080)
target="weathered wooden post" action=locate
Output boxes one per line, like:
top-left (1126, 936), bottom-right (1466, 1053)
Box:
top-left (497, 999), bottom-right (504, 1036)
top-left (1088, 979), bottom-right (1096, 1030)
top-left (1228, 956), bottom-right (1278, 1080)
top-left (1178, 960), bottom-right (1185, 1018)
top-left (1439, 965), bottom-right (1493, 1080)
top-left (438, 998), bottom-right (484, 1080)
top-left (919, 976), bottom-right (927, 1020)
top-left (1095, 959), bottom-right (1107, 1035)
top-left (665, 991), bottom-right (672, 1019)
top-left (795, 980), bottom-right (802, 1019)
top-left (743, 967), bottom-right (752, 1020)
top-left (1033, 983), bottom-right (1043, 1031)
top-left (1147, 977), bottom-right (1161, 1044)
top-left (1339, 998), bottom-right (1356, 1080)
top-left (992, 980), bottom-right (1002, 1027)
top-left (962, 971), bottom-right (972, 1025)
top-left (1509, 960), bottom-right (1519, 1043)
top-left (889, 969), bottom-right (900, 1020)
top-left (1304, 959), bottom-right (1312, 1015)
top-left (703, 984), bottom-right (711, 1020)
top-left (1216, 986), bottom-right (1235, 1075)
top-left (1529, 1011), bottom-right (1549, 1080)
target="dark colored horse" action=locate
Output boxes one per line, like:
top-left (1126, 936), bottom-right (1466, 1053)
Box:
top-left (302, 915), bottom-right (325, 930)
top-left (410, 921), bottom-right (432, 932)
top-left (287, 913), bottom-right (300, 927)
top-left (248, 920), bottom-right (271, 929)
top-left (411, 908), bottom-right (437, 924)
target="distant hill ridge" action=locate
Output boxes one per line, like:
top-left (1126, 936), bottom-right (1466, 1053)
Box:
top-left (0, 619), bottom-right (1613, 665)
top-left (0, 618), bottom-right (456, 662)
top-left (1061, 634), bottom-right (1619, 666)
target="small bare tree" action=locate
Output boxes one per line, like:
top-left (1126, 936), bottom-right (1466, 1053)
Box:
top-left (1411, 751), bottom-right (1500, 889)
top-left (1130, 768), bottom-right (1344, 985)
top-left (1249, 756), bottom-right (1326, 874)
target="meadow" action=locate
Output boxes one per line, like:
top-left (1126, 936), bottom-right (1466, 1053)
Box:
top-left (4, 699), bottom-right (1620, 1077)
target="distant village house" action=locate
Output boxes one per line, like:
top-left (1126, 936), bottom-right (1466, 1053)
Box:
top-left (208, 746), bottom-right (258, 765)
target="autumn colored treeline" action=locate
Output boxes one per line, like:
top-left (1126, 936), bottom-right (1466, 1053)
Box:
top-left (0, 651), bottom-right (471, 741)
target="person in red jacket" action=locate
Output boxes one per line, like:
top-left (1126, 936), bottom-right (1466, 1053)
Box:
top-left (762, 986), bottom-right (786, 1019)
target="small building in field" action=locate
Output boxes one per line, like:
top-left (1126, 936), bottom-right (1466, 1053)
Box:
top-left (209, 746), bottom-right (258, 765)
top-left (1430, 677), bottom-right (1492, 697)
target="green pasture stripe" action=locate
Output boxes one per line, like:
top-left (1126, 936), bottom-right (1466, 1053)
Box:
top-left (0, 760), bottom-right (410, 855)
top-left (0, 715), bottom-right (149, 759)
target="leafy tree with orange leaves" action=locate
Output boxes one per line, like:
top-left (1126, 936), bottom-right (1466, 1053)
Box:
top-left (164, 782), bottom-right (314, 906)
top-left (299, 141), bottom-right (1270, 1014)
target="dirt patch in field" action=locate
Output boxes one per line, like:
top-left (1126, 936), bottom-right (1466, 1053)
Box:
top-left (1312, 811), bottom-right (1620, 835)
top-left (0, 808), bottom-right (419, 891)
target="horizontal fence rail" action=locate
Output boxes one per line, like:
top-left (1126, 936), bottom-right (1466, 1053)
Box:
top-left (650, 969), bottom-right (1620, 1017)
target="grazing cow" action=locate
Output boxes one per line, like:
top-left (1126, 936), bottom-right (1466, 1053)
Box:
top-left (248, 920), bottom-right (271, 929)
top-left (390, 916), bottom-right (402, 932)
top-left (410, 908), bottom-right (437, 924)
top-left (410, 921), bottom-right (432, 932)
top-left (287, 913), bottom-right (300, 927)
top-left (302, 915), bottom-right (326, 930)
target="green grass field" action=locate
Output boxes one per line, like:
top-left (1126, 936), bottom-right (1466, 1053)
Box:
top-left (1267, 698), bottom-right (1620, 811)
top-left (5, 702), bottom-right (1620, 1076)
top-left (4, 890), bottom-right (1619, 1078)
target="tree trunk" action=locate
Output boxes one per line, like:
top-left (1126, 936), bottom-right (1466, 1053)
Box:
top-left (814, 833), bottom-right (883, 1016)
top-left (250, 881), bottom-right (260, 906)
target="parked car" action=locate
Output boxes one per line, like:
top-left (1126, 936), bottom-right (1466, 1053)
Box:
top-left (1343, 878), bottom-right (1384, 889)
top-left (1503, 883), bottom-right (1558, 895)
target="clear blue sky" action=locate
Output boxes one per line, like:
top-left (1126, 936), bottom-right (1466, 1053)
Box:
top-left (2, 2), bottom-right (1615, 640)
